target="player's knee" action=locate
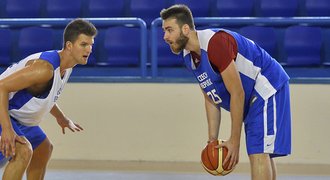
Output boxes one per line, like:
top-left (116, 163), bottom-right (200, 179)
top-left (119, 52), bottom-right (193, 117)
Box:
top-left (249, 153), bottom-right (271, 165)
top-left (15, 142), bottom-right (33, 164)
top-left (43, 139), bottom-right (54, 159)
top-left (48, 141), bottom-right (53, 156)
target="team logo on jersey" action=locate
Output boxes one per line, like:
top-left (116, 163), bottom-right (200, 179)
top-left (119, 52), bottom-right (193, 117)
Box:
top-left (197, 72), bottom-right (213, 89)
top-left (53, 87), bottom-right (63, 102)
top-left (197, 72), bottom-right (222, 104)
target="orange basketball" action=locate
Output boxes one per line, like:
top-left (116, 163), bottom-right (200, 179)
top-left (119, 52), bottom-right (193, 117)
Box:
top-left (200, 140), bottom-right (234, 176)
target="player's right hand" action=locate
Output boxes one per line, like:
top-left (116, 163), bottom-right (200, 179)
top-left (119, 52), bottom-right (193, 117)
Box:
top-left (0, 128), bottom-right (26, 158)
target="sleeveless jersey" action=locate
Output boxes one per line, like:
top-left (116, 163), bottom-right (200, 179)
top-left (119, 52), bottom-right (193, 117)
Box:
top-left (183, 29), bottom-right (289, 117)
top-left (0, 50), bottom-right (72, 126)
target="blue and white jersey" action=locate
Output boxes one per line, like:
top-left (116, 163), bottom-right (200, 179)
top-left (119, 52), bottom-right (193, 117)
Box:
top-left (183, 29), bottom-right (289, 117)
top-left (0, 50), bottom-right (72, 126)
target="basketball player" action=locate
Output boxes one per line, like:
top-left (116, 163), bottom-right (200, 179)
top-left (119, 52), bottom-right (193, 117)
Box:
top-left (160, 5), bottom-right (291, 180)
top-left (0, 19), bottom-right (97, 180)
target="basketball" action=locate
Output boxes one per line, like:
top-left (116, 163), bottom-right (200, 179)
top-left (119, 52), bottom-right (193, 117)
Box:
top-left (201, 139), bottom-right (234, 176)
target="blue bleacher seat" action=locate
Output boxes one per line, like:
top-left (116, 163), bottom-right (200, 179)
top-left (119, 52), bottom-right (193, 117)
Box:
top-left (130, 0), bottom-right (166, 25)
top-left (240, 26), bottom-right (277, 58)
top-left (5, 0), bottom-right (41, 18)
top-left (46, 0), bottom-right (82, 18)
top-left (284, 25), bottom-right (322, 66)
top-left (88, 0), bottom-right (125, 17)
top-left (216, 0), bottom-right (254, 17)
top-left (18, 27), bottom-right (53, 59)
top-left (324, 58), bottom-right (330, 66)
top-left (305, 0), bottom-right (330, 16)
top-left (0, 29), bottom-right (11, 66)
top-left (323, 29), bottom-right (330, 66)
top-left (0, 0), bottom-right (6, 18)
top-left (173, 0), bottom-right (210, 17)
top-left (260, 0), bottom-right (298, 17)
top-left (104, 26), bottom-right (140, 66)
top-left (157, 28), bottom-right (184, 67)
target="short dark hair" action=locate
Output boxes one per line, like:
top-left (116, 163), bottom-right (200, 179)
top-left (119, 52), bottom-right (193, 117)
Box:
top-left (160, 4), bottom-right (195, 29)
top-left (63, 18), bottom-right (97, 48)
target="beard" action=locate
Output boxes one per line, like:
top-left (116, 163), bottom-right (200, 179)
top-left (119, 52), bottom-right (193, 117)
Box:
top-left (170, 32), bottom-right (189, 55)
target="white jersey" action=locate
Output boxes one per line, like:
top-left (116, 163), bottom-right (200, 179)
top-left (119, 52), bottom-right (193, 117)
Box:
top-left (0, 50), bottom-right (72, 126)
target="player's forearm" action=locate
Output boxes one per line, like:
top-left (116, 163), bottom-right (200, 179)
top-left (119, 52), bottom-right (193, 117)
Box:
top-left (50, 104), bottom-right (65, 119)
top-left (229, 91), bottom-right (244, 143)
top-left (0, 88), bottom-right (12, 128)
top-left (205, 95), bottom-right (221, 141)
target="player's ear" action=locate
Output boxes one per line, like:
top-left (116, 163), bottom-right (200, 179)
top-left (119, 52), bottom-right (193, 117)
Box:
top-left (182, 24), bottom-right (190, 36)
top-left (65, 41), bottom-right (73, 50)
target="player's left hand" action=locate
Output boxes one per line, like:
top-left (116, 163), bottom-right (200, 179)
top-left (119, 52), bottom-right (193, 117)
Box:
top-left (56, 116), bottom-right (84, 134)
top-left (217, 139), bottom-right (240, 170)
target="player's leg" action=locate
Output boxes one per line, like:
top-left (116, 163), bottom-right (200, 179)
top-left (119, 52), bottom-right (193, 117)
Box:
top-left (268, 81), bottom-right (291, 180)
top-left (2, 136), bottom-right (33, 180)
top-left (245, 95), bottom-right (274, 180)
top-left (244, 81), bottom-right (291, 180)
top-left (1, 118), bottom-right (33, 180)
top-left (26, 137), bottom-right (53, 180)
top-left (270, 157), bottom-right (277, 180)
top-left (249, 153), bottom-right (272, 180)
top-left (15, 122), bottom-right (49, 180)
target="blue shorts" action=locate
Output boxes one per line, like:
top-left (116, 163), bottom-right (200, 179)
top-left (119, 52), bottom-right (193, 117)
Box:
top-left (244, 81), bottom-right (291, 158)
top-left (0, 117), bottom-right (46, 161)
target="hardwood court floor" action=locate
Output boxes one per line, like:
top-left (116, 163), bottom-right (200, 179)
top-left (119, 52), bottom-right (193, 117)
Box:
top-left (42, 170), bottom-right (330, 180)
top-left (1, 160), bottom-right (330, 180)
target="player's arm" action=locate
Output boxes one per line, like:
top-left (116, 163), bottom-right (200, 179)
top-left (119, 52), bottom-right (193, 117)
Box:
top-left (50, 104), bottom-right (83, 134)
top-left (202, 90), bottom-right (221, 143)
top-left (0, 59), bottom-right (54, 157)
top-left (208, 31), bottom-right (244, 169)
top-left (221, 60), bottom-right (244, 169)
top-left (50, 104), bottom-right (65, 120)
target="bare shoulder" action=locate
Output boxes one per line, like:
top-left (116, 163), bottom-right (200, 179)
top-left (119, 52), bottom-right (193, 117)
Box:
top-left (0, 59), bottom-right (55, 92)
top-left (26, 59), bottom-right (54, 75)
top-left (20, 59), bottom-right (55, 84)
top-left (26, 59), bottom-right (54, 70)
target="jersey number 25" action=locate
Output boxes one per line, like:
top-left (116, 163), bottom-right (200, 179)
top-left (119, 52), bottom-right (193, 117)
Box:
top-left (207, 89), bottom-right (222, 104)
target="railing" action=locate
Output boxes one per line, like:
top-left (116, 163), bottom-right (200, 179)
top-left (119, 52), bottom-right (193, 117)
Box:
top-left (150, 17), bottom-right (330, 78)
top-left (0, 18), bottom-right (148, 78)
top-left (1, 17), bottom-right (330, 81)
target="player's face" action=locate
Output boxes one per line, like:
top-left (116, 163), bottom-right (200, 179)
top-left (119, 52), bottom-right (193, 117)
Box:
top-left (162, 19), bottom-right (189, 55)
top-left (70, 34), bottom-right (94, 65)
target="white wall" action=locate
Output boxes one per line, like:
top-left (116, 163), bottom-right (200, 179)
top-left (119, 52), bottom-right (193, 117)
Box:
top-left (41, 83), bottom-right (330, 165)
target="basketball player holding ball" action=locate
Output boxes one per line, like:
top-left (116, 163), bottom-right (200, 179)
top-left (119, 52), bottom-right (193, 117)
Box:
top-left (160, 4), bottom-right (291, 180)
